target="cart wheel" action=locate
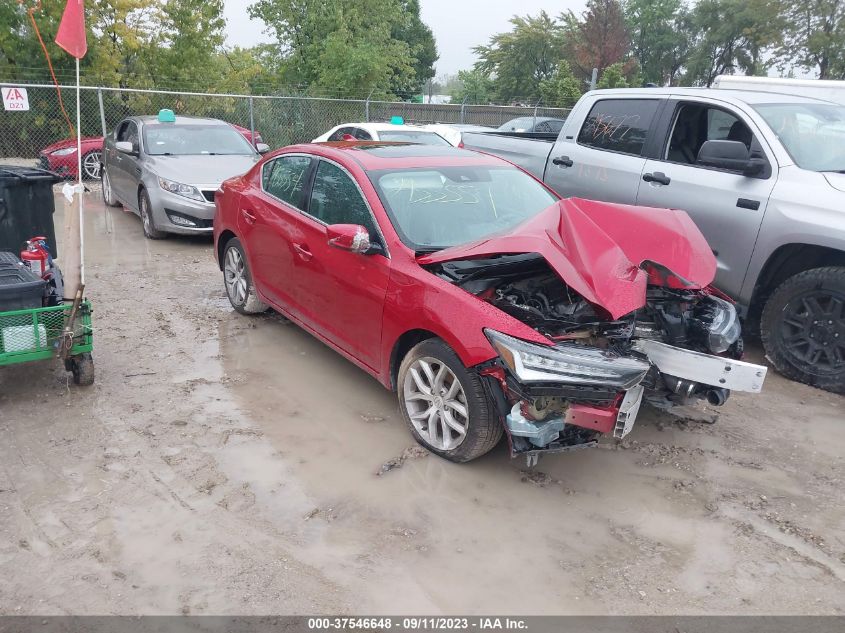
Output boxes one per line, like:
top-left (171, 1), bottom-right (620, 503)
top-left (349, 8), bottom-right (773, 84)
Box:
top-left (70, 353), bottom-right (95, 386)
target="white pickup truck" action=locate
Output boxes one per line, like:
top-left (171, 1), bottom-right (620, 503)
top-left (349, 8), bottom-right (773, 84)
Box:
top-left (463, 87), bottom-right (845, 393)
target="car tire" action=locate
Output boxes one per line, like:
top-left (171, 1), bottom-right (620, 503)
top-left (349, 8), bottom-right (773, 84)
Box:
top-left (82, 150), bottom-right (102, 180)
top-left (138, 188), bottom-right (165, 240)
top-left (761, 266), bottom-right (845, 394)
top-left (101, 168), bottom-right (120, 207)
top-left (398, 338), bottom-right (503, 462)
top-left (222, 237), bottom-right (268, 315)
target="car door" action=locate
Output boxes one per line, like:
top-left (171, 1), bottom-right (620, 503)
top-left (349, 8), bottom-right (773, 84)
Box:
top-left (108, 120), bottom-right (140, 204)
top-left (544, 97), bottom-right (663, 203)
top-left (635, 97), bottom-right (778, 298)
top-left (238, 154), bottom-right (314, 311)
top-left (291, 158), bottom-right (390, 370)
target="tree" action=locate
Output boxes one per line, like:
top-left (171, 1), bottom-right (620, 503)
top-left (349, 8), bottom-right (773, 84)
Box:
top-left (568, 0), bottom-right (631, 79)
top-left (148, 0), bottom-right (226, 89)
top-left (248, 0), bottom-right (435, 98)
top-left (538, 61), bottom-right (582, 106)
top-left (596, 61), bottom-right (629, 88)
top-left (87, 0), bottom-right (158, 88)
top-left (450, 68), bottom-right (495, 104)
top-left (777, 0), bottom-right (845, 79)
top-left (391, 0), bottom-right (438, 93)
top-left (473, 11), bottom-right (566, 102)
top-left (624, 0), bottom-right (686, 85)
top-left (683, 0), bottom-right (778, 86)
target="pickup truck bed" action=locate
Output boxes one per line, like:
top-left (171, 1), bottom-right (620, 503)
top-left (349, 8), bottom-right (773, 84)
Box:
top-left (462, 132), bottom-right (555, 179)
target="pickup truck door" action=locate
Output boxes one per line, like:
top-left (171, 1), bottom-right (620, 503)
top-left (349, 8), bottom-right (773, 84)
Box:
top-left (634, 96), bottom-right (778, 298)
top-left (543, 96), bottom-right (664, 203)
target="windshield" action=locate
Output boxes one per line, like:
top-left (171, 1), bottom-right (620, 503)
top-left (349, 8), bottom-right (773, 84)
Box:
top-left (370, 166), bottom-right (558, 251)
top-left (498, 117), bottom-right (534, 131)
top-left (143, 124), bottom-right (256, 156)
top-left (753, 103), bottom-right (845, 171)
top-left (377, 130), bottom-right (450, 145)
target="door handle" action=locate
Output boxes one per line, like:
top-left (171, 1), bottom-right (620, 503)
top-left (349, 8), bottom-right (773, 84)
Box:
top-left (552, 155), bottom-right (573, 167)
top-left (736, 198), bottom-right (760, 210)
top-left (241, 209), bottom-right (256, 225)
top-left (642, 171), bottom-right (671, 186)
top-left (293, 243), bottom-right (312, 261)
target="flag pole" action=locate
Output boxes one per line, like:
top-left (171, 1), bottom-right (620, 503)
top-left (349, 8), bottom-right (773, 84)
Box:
top-left (75, 56), bottom-right (84, 288)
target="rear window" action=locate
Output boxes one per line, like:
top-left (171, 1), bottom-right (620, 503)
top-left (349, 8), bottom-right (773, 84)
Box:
top-left (377, 130), bottom-right (450, 145)
top-left (577, 99), bottom-right (659, 156)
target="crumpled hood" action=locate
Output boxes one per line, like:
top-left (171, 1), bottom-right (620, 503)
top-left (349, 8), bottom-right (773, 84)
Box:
top-left (418, 198), bottom-right (717, 320)
top-left (145, 154), bottom-right (260, 187)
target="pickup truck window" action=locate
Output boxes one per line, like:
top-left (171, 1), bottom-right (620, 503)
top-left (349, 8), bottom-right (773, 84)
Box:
top-left (577, 99), bottom-right (659, 156)
top-left (753, 102), bottom-right (845, 172)
top-left (665, 103), bottom-right (754, 167)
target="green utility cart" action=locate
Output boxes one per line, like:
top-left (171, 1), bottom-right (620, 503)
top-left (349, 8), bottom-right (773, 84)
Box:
top-left (0, 301), bottom-right (94, 384)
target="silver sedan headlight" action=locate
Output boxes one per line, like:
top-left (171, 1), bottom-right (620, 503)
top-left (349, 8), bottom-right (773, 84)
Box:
top-left (485, 330), bottom-right (650, 389)
top-left (158, 177), bottom-right (204, 202)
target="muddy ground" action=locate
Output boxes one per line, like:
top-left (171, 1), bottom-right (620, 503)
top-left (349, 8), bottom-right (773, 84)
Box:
top-left (1, 191), bottom-right (843, 616)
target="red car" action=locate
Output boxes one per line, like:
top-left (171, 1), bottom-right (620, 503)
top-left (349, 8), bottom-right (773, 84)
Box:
top-left (39, 124), bottom-right (263, 180)
top-left (213, 142), bottom-right (767, 463)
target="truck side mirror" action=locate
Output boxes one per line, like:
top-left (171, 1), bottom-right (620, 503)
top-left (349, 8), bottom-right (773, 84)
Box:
top-left (697, 140), bottom-right (763, 176)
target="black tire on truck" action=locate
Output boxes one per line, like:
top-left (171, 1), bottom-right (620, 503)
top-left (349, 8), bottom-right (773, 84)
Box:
top-left (397, 338), bottom-right (503, 462)
top-left (761, 266), bottom-right (845, 394)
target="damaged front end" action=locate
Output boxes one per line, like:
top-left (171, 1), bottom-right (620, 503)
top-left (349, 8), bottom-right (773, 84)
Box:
top-left (420, 200), bottom-right (768, 461)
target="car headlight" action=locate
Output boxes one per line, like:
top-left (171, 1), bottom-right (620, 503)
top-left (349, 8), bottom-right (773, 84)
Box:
top-left (158, 177), bottom-right (204, 202)
top-left (485, 330), bottom-right (650, 389)
top-left (51, 147), bottom-right (77, 156)
top-left (695, 296), bottom-right (741, 353)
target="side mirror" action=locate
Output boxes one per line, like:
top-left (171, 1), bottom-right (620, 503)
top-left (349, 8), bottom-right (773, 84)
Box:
top-left (697, 140), bottom-right (763, 175)
top-left (115, 141), bottom-right (136, 155)
top-left (255, 143), bottom-right (270, 154)
top-left (327, 224), bottom-right (376, 255)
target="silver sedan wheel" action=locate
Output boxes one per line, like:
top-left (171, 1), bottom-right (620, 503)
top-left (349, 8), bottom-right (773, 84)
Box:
top-left (224, 247), bottom-right (248, 306)
top-left (83, 151), bottom-right (102, 179)
top-left (402, 357), bottom-right (469, 451)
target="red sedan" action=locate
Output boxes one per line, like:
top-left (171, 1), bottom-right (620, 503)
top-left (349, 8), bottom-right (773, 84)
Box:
top-left (39, 124), bottom-right (263, 180)
top-left (213, 142), bottom-right (767, 463)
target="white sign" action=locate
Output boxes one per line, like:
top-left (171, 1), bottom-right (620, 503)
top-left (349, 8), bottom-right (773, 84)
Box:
top-left (3, 87), bottom-right (30, 111)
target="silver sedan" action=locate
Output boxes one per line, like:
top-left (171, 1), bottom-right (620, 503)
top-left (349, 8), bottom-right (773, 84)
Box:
top-left (101, 113), bottom-right (268, 238)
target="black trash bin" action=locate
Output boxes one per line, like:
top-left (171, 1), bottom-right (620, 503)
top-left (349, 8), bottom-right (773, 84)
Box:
top-left (0, 166), bottom-right (61, 259)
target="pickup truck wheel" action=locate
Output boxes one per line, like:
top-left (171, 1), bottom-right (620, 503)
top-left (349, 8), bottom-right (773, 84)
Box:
top-left (761, 266), bottom-right (845, 394)
top-left (223, 237), bottom-right (268, 315)
top-left (398, 339), bottom-right (503, 462)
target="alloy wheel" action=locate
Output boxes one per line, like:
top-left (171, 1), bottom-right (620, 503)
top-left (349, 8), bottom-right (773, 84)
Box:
top-left (83, 151), bottom-right (102, 179)
top-left (224, 247), bottom-right (248, 306)
top-left (780, 289), bottom-right (845, 375)
top-left (402, 357), bottom-right (469, 451)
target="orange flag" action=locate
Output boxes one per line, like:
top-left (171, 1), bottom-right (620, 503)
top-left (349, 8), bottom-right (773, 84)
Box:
top-left (55, 0), bottom-right (87, 59)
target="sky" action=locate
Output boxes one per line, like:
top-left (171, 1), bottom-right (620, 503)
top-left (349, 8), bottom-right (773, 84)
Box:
top-left (223, 0), bottom-right (587, 78)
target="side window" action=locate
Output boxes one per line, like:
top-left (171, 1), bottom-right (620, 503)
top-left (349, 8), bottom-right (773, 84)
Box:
top-left (116, 121), bottom-right (138, 146)
top-left (308, 161), bottom-right (377, 237)
top-left (327, 127), bottom-right (352, 141)
top-left (577, 99), bottom-right (660, 156)
top-left (535, 121), bottom-right (551, 133)
top-left (263, 156), bottom-right (312, 209)
top-left (665, 103), bottom-right (755, 166)
top-left (352, 127), bottom-right (373, 140)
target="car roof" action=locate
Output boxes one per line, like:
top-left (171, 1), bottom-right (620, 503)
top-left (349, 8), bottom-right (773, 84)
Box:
top-left (333, 122), bottom-right (442, 133)
top-left (135, 115), bottom-right (234, 126)
top-left (290, 142), bottom-right (506, 171)
top-left (587, 87), bottom-right (835, 106)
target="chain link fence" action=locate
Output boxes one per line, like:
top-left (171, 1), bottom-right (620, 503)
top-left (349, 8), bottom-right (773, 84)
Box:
top-left (0, 82), bottom-right (570, 180)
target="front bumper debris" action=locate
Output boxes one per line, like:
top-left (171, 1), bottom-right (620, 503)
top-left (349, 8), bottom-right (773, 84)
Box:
top-left (632, 339), bottom-right (767, 393)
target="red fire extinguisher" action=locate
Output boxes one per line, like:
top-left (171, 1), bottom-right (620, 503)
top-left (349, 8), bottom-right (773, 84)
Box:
top-left (21, 237), bottom-right (51, 278)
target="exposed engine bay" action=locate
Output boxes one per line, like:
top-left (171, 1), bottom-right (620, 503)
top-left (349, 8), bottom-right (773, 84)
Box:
top-left (426, 253), bottom-right (767, 460)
